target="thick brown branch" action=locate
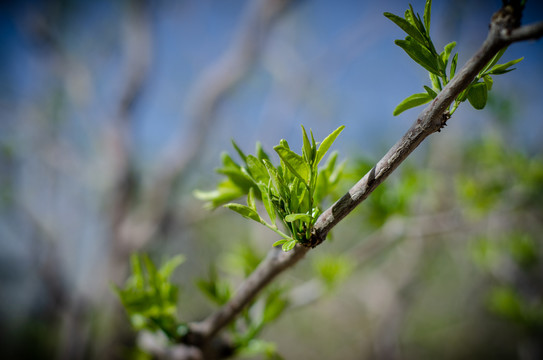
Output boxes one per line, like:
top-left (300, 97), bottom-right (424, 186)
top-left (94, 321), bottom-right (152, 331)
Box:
top-left (179, 8), bottom-right (542, 355)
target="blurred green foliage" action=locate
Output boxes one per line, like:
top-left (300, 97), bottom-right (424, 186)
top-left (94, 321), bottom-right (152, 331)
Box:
top-left (114, 254), bottom-right (186, 342)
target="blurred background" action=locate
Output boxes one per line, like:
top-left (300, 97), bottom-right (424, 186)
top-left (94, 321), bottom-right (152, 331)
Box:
top-left (1, 0), bottom-right (542, 359)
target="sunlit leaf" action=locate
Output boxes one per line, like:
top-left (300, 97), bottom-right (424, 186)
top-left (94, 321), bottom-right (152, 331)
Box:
top-left (274, 144), bottom-right (310, 184)
top-left (247, 187), bottom-right (257, 211)
top-left (383, 12), bottom-right (425, 45)
top-left (258, 182), bottom-right (276, 226)
top-left (430, 72), bottom-right (442, 92)
top-left (284, 213), bottom-right (312, 223)
top-left (315, 125), bottom-right (345, 167)
top-left (441, 41), bottom-right (456, 68)
top-left (393, 92), bottom-right (432, 116)
top-left (231, 139), bottom-right (247, 163)
top-left (395, 37), bottom-right (440, 75)
top-left (423, 0), bottom-right (432, 36)
top-left (224, 203), bottom-right (261, 223)
top-left (480, 47), bottom-right (508, 75)
top-left (424, 85), bottom-right (437, 99)
top-left (282, 240), bottom-right (297, 252)
top-left (246, 155), bottom-right (269, 184)
top-left (255, 142), bottom-right (270, 162)
top-left (487, 57), bottom-right (523, 75)
top-left (301, 125), bottom-right (313, 164)
top-left (272, 239), bottom-right (289, 247)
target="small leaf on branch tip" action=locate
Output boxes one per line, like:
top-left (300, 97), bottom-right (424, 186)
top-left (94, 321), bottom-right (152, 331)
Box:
top-left (393, 92), bottom-right (432, 116)
top-left (395, 38), bottom-right (440, 76)
top-left (483, 75), bottom-right (493, 91)
top-left (285, 213), bottom-right (312, 223)
top-left (258, 182), bottom-right (276, 226)
top-left (247, 187), bottom-right (257, 210)
top-left (481, 47), bottom-right (508, 75)
top-left (383, 12), bottom-right (425, 44)
top-left (274, 144), bottom-right (310, 184)
top-left (272, 239), bottom-right (289, 247)
top-left (423, 85), bottom-right (437, 99)
top-left (467, 82), bottom-right (488, 110)
top-left (282, 240), bottom-right (297, 252)
top-left (315, 125), bottom-right (345, 167)
top-left (224, 203), bottom-right (261, 222)
top-left (423, 0), bottom-right (432, 36)
top-left (246, 155), bottom-right (269, 184)
top-left (255, 142), bottom-right (270, 162)
top-left (301, 125), bottom-right (313, 164)
top-left (231, 139), bottom-right (247, 163)
top-left (488, 57), bottom-right (523, 75)
top-left (450, 53), bottom-right (458, 79)
top-left (441, 41), bottom-right (456, 67)
top-left (430, 72), bottom-right (442, 92)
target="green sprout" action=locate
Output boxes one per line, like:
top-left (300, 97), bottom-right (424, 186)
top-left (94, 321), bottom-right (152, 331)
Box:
top-left (195, 126), bottom-right (345, 251)
top-left (385, 0), bottom-right (523, 116)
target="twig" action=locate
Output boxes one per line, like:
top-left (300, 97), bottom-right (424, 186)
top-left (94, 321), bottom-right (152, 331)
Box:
top-left (183, 9), bottom-right (543, 348)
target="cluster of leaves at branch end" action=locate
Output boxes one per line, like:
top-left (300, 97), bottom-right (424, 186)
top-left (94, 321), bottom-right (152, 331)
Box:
top-left (113, 253), bottom-right (187, 342)
top-left (195, 125), bottom-right (345, 251)
top-left (385, 0), bottom-right (523, 116)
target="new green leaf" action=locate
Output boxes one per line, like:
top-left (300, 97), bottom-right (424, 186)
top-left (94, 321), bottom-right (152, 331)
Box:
top-left (395, 37), bottom-right (441, 76)
top-left (274, 144), bottom-right (310, 184)
top-left (315, 125), bottom-right (345, 167)
top-left (393, 92), bottom-right (433, 116)
top-left (225, 203), bottom-right (261, 223)
top-left (467, 82), bottom-right (488, 110)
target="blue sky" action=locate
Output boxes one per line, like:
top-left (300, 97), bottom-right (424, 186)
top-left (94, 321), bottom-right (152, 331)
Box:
top-left (1, 0), bottom-right (542, 170)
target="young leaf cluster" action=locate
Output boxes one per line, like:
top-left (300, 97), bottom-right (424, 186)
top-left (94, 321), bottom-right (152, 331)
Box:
top-left (385, 0), bottom-right (523, 116)
top-left (114, 253), bottom-right (186, 342)
top-left (195, 126), bottom-right (345, 251)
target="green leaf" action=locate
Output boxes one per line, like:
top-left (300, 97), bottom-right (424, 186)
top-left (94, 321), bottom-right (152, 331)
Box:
top-left (274, 144), bottom-right (310, 184)
top-left (301, 125), bottom-right (314, 165)
top-left (480, 47), bottom-right (508, 75)
top-left (423, 85), bottom-right (437, 99)
top-left (393, 92), bottom-right (432, 116)
top-left (282, 240), bottom-right (297, 252)
top-left (441, 41), bottom-right (456, 68)
top-left (158, 255), bottom-right (185, 279)
top-left (430, 72), bottom-right (442, 92)
top-left (383, 12), bottom-right (426, 45)
top-left (247, 187), bottom-right (257, 211)
top-left (407, 5), bottom-right (426, 36)
top-left (285, 213), bottom-right (312, 223)
top-left (272, 239), bottom-right (289, 247)
top-left (467, 82), bottom-right (488, 110)
top-left (483, 75), bottom-right (493, 91)
top-left (255, 142), bottom-right (270, 162)
top-left (315, 125), bottom-right (345, 167)
top-left (423, 0), bottom-right (432, 36)
top-left (487, 57), bottom-right (523, 75)
top-left (262, 159), bottom-right (288, 200)
top-left (395, 37), bottom-right (440, 76)
top-left (246, 155), bottom-right (269, 184)
top-left (257, 182), bottom-right (276, 226)
top-left (224, 203), bottom-right (261, 222)
top-left (231, 139), bottom-right (247, 163)
top-left (194, 179), bottom-right (246, 209)
top-left (450, 53), bottom-right (458, 79)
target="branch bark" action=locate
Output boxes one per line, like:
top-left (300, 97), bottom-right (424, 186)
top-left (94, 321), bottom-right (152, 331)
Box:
top-left (165, 6), bottom-right (543, 358)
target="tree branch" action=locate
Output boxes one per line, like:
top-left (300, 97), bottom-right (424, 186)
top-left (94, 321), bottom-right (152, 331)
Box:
top-left (179, 7), bottom-right (543, 354)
